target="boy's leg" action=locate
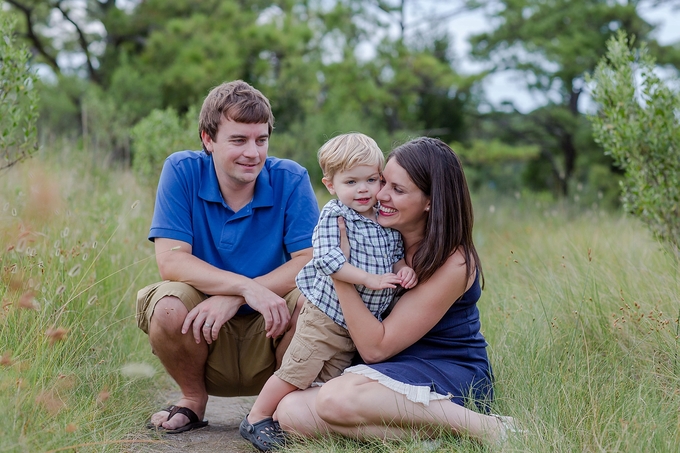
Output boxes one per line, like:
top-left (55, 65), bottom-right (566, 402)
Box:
top-left (247, 375), bottom-right (298, 423)
top-left (275, 292), bottom-right (304, 368)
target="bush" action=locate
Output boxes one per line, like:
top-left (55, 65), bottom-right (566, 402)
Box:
top-left (589, 31), bottom-right (680, 256)
top-left (0, 13), bottom-right (39, 170)
top-left (131, 106), bottom-right (199, 189)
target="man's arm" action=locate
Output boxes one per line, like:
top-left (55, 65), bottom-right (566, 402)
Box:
top-left (156, 237), bottom-right (311, 298)
top-left (254, 247), bottom-right (313, 297)
top-left (156, 237), bottom-right (272, 300)
top-left (155, 238), bottom-right (303, 336)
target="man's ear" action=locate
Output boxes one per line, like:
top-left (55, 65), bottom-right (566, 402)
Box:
top-left (201, 130), bottom-right (213, 154)
top-left (322, 177), bottom-right (336, 195)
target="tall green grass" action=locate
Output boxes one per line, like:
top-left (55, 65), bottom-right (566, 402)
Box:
top-left (475, 198), bottom-right (680, 451)
top-left (2, 148), bottom-right (678, 452)
top-left (1, 145), bottom-right (165, 452)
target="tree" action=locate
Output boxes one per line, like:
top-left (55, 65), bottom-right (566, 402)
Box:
top-left (1, 12), bottom-right (39, 170)
top-left (5, 0), bottom-right (480, 175)
top-left (589, 32), bottom-right (680, 255)
top-left (469, 0), bottom-right (674, 196)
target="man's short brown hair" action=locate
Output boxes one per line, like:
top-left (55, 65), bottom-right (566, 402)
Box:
top-left (198, 80), bottom-right (274, 152)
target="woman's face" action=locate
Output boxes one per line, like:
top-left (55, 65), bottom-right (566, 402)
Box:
top-left (376, 159), bottom-right (430, 234)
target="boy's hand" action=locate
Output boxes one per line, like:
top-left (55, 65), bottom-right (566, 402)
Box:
top-left (397, 267), bottom-right (418, 289)
top-left (364, 273), bottom-right (401, 290)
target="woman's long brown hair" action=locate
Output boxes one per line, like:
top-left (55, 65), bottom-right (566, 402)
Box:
top-left (389, 137), bottom-right (483, 289)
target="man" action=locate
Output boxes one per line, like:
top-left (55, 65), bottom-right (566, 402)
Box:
top-left (137, 80), bottom-right (319, 433)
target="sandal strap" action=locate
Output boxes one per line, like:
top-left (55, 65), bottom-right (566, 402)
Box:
top-left (166, 405), bottom-right (200, 424)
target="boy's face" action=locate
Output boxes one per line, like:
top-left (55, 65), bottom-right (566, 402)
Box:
top-left (323, 164), bottom-right (382, 216)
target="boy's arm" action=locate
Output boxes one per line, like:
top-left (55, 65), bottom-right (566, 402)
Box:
top-left (332, 262), bottom-right (400, 290)
top-left (313, 203), bottom-right (400, 290)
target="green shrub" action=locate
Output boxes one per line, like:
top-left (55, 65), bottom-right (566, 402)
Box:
top-left (0, 13), bottom-right (39, 170)
top-left (130, 106), bottom-right (198, 189)
top-left (589, 31), bottom-right (680, 256)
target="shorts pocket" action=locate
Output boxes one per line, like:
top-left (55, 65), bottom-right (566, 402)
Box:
top-left (288, 338), bottom-right (314, 363)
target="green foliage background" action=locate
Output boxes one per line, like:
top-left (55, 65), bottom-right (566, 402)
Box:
top-left (589, 31), bottom-right (680, 256)
top-left (0, 13), bottom-right (38, 170)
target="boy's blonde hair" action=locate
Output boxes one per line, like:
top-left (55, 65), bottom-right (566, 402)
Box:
top-left (318, 133), bottom-right (384, 179)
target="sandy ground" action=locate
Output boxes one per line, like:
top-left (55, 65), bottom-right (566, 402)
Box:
top-left (129, 394), bottom-right (258, 453)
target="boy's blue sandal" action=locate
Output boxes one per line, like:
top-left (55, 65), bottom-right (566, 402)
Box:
top-left (146, 405), bottom-right (208, 434)
top-left (239, 414), bottom-right (286, 451)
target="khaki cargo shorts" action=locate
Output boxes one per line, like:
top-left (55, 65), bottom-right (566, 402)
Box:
top-left (136, 280), bottom-right (300, 397)
top-left (275, 299), bottom-right (356, 390)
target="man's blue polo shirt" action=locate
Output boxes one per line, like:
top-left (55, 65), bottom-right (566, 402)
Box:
top-left (149, 151), bottom-right (319, 304)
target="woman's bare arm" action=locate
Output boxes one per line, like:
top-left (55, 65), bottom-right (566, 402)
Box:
top-left (332, 219), bottom-right (475, 363)
top-left (334, 254), bottom-right (472, 363)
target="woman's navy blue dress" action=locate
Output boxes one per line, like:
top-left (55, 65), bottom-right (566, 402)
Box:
top-left (345, 271), bottom-right (494, 411)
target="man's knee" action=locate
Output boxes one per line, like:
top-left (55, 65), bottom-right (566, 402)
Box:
top-left (149, 296), bottom-right (188, 336)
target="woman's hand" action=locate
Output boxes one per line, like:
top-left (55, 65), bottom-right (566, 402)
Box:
top-left (397, 266), bottom-right (418, 289)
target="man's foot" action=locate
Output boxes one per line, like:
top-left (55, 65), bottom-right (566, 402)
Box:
top-left (148, 398), bottom-right (207, 432)
top-left (147, 405), bottom-right (208, 434)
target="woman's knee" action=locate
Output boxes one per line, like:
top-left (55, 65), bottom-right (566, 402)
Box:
top-left (315, 378), bottom-right (362, 424)
top-left (276, 389), bottom-right (321, 435)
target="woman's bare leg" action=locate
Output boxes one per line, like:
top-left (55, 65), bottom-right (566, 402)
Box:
top-left (276, 386), bottom-right (330, 437)
top-left (277, 373), bottom-right (505, 443)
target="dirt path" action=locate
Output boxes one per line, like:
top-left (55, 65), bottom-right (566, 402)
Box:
top-left (131, 394), bottom-right (258, 453)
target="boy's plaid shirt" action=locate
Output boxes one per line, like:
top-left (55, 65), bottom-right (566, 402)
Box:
top-left (296, 199), bottom-right (404, 329)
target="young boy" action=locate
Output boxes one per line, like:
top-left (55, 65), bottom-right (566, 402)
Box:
top-left (240, 133), bottom-right (417, 450)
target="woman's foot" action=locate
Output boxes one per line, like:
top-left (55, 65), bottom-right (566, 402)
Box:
top-left (490, 414), bottom-right (525, 443)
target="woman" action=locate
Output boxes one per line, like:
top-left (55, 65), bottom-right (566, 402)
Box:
top-left (276, 137), bottom-right (510, 444)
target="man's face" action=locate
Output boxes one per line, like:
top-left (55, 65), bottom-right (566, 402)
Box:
top-left (202, 117), bottom-right (269, 190)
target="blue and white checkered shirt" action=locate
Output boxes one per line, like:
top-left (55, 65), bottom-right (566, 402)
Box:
top-left (296, 199), bottom-right (404, 329)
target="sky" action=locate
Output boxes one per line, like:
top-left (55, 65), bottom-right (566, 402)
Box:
top-left (437, 2), bottom-right (680, 113)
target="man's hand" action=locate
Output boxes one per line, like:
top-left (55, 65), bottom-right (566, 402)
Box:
top-left (182, 295), bottom-right (243, 344)
top-left (241, 284), bottom-right (291, 338)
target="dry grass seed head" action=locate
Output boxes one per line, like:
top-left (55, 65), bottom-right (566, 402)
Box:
top-left (35, 389), bottom-right (66, 415)
top-left (97, 387), bottom-right (111, 405)
top-left (1, 351), bottom-right (13, 366)
top-left (18, 291), bottom-right (38, 310)
top-left (46, 327), bottom-right (69, 345)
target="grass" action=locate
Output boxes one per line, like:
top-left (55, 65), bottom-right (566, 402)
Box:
top-left (1, 145), bottom-right (165, 452)
top-left (2, 147), bottom-right (679, 452)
